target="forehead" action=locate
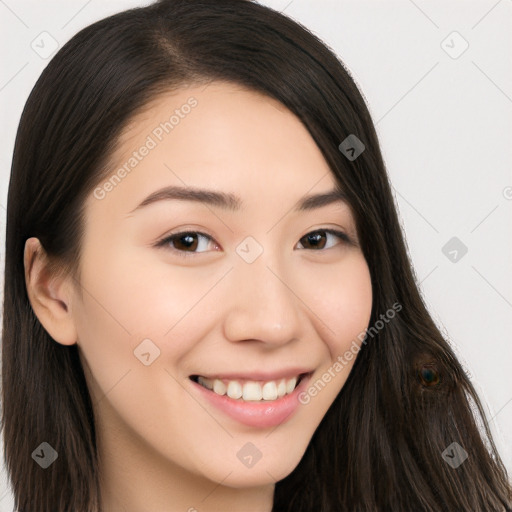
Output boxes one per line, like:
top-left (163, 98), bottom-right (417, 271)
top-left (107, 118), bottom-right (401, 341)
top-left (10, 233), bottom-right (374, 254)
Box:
top-left (89, 80), bottom-right (341, 217)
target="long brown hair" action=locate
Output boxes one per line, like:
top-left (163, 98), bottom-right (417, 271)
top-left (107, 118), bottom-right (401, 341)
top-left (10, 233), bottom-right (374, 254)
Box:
top-left (2, 0), bottom-right (511, 510)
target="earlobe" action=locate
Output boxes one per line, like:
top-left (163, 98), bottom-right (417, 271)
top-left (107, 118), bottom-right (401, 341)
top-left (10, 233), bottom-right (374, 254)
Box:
top-left (24, 237), bottom-right (78, 346)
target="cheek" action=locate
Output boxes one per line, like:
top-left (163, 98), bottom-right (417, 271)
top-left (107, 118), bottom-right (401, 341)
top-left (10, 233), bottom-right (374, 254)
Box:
top-left (75, 246), bottom-right (216, 337)
top-left (293, 254), bottom-right (372, 407)
top-left (72, 251), bottom-right (226, 391)
top-left (309, 254), bottom-right (373, 358)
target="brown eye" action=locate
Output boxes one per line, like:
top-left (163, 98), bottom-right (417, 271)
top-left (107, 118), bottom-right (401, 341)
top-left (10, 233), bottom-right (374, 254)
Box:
top-left (172, 233), bottom-right (200, 251)
top-left (297, 229), bottom-right (349, 250)
top-left (157, 231), bottom-right (217, 256)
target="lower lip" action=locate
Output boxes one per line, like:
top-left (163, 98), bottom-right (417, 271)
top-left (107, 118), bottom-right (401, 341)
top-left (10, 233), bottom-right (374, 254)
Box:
top-left (190, 374), bottom-right (312, 428)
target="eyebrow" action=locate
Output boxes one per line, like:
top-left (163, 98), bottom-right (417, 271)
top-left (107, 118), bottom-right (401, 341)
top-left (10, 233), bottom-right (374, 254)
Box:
top-left (128, 185), bottom-right (349, 213)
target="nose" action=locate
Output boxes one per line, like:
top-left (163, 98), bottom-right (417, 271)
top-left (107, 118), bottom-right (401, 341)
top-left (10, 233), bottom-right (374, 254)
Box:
top-left (222, 250), bottom-right (303, 347)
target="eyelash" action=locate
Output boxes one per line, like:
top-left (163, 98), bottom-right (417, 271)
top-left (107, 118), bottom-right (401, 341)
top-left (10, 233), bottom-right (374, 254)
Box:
top-left (155, 228), bottom-right (353, 257)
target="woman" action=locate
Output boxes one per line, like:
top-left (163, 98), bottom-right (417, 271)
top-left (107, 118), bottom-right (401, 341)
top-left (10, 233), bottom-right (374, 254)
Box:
top-left (2, 0), bottom-right (511, 510)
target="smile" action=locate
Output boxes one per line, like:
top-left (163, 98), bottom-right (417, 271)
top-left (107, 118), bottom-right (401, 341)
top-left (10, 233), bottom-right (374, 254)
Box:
top-left (191, 374), bottom-right (305, 401)
top-left (189, 371), bottom-right (313, 428)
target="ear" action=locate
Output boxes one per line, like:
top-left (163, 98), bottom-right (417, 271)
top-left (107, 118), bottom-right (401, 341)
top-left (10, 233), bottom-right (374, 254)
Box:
top-left (24, 237), bottom-right (78, 346)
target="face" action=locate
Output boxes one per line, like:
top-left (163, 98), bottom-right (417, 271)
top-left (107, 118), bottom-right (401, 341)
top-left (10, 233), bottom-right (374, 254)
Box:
top-left (72, 81), bottom-right (372, 490)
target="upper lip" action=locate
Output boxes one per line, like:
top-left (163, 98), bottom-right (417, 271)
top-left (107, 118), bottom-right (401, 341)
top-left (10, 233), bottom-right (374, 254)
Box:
top-left (190, 368), bottom-right (314, 382)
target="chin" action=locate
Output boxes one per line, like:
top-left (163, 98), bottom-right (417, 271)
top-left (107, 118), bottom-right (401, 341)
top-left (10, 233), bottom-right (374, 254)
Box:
top-left (200, 450), bottom-right (304, 489)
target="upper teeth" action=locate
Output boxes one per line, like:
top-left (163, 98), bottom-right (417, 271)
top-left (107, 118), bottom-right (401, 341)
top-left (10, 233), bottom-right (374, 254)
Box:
top-left (197, 376), bottom-right (299, 401)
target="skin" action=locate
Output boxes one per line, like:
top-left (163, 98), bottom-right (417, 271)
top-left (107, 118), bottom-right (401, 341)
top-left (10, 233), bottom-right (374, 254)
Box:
top-left (24, 81), bottom-right (373, 512)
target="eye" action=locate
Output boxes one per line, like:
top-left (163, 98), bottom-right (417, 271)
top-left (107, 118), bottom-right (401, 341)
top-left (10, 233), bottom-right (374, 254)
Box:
top-left (296, 229), bottom-right (351, 250)
top-left (156, 228), bottom-right (352, 257)
top-left (156, 231), bottom-right (219, 256)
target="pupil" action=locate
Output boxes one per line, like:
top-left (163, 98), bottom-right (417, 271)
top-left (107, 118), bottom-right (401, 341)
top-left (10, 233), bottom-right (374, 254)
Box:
top-left (178, 233), bottom-right (197, 251)
top-left (306, 232), bottom-right (325, 249)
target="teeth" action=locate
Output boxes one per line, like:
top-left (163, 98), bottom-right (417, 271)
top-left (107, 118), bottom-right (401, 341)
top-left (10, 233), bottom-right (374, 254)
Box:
top-left (242, 382), bottom-right (262, 401)
top-left (277, 379), bottom-right (287, 398)
top-left (213, 379), bottom-right (226, 395)
top-left (262, 381), bottom-right (277, 401)
top-left (196, 375), bottom-right (301, 401)
top-left (197, 376), bottom-right (213, 390)
top-left (227, 380), bottom-right (243, 399)
top-left (286, 377), bottom-right (297, 394)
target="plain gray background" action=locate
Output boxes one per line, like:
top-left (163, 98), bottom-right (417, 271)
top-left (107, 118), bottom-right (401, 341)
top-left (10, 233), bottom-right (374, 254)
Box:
top-left (1, 0), bottom-right (511, 509)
